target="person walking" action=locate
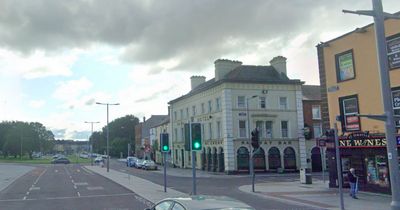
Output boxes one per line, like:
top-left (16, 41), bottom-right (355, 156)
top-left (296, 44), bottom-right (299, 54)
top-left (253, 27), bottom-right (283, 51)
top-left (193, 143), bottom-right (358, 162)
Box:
top-left (348, 168), bottom-right (358, 199)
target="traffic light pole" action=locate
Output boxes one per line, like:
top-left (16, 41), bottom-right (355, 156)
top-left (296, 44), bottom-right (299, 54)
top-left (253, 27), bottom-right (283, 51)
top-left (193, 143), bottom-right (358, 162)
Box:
top-left (164, 152), bottom-right (167, 192)
top-left (192, 150), bottom-right (196, 195)
top-left (251, 147), bottom-right (260, 192)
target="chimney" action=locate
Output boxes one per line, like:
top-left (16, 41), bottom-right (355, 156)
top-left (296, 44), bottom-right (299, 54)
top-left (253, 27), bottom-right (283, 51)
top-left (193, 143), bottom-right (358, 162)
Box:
top-left (269, 56), bottom-right (287, 75)
top-left (143, 117), bottom-right (146, 123)
top-left (214, 59), bottom-right (242, 81)
top-left (190, 76), bottom-right (206, 90)
top-left (167, 106), bottom-right (170, 116)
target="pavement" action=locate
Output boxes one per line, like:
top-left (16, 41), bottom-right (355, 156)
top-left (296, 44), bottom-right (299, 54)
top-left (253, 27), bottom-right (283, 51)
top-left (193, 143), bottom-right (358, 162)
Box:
top-left (0, 161), bottom-right (394, 210)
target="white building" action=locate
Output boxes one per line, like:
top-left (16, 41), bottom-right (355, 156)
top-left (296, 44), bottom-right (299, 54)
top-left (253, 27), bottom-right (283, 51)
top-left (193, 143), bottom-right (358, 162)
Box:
top-left (168, 56), bottom-right (308, 174)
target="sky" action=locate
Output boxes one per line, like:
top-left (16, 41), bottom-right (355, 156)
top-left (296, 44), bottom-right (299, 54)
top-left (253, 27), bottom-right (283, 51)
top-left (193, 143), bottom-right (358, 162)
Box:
top-left (1, 0), bottom-right (400, 141)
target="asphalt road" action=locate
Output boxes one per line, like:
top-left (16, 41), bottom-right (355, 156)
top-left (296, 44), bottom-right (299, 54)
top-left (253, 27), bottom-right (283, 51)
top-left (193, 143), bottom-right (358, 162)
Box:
top-left (109, 159), bottom-right (322, 210)
top-left (0, 163), bottom-right (150, 210)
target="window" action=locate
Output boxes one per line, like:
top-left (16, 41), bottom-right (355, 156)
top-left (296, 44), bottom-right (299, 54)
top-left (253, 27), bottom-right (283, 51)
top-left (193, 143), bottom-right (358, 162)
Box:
top-left (281, 121), bottom-right (289, 138)
top-left (238, 96), bottom-right (245, 108)
top-left (174, 129), bottom-right (178, 141)
top-left (265, 121), bottom-right (273, 138)
top-left (216, 98), bottom-right (221, 110)
top-left (256, 121), bottom-right (264, 138)
top-left (239, 120), bottom-right (247, 138)
top-left (208, 123), bottom-right (213, 139)
top-left (180, 110), bottom-right (183, 119)
top-left (181, 128), bottom-right (184, 142)
top-left (313, 123), bottom-right (322, 138)
top-left (335, 49), bottom-right (356, 82)
top-left (259, 96), bottom-right (267, 109)
top-left (172, 203), bottom-right (185, 210)
top-left (279, 97), bottom-right (287, 109)
top-left (186, 108), bottom-right (189, 118)
top-left (202, 124), bottom-right (205, 140)
top-left (154, 201), bottom-right (173, 210)
top-left (192, 105), bottom-right (196, 116)
top-left (312, 105), bottom-right (321, 119)
top-left (174, 111), bottom-right (177, 121)
top-left (201, 103), bottom-right (205, 114)
top-left (217, 121), bottom-right (221, 138)
top-left (339, 95), bottom-right (360, 131)
top-left (208, 101), bottom-right (212, 112)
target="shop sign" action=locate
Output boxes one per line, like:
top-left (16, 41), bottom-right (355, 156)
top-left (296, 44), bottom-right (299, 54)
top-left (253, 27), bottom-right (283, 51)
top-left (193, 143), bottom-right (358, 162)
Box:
top-left (392, 89), bottom-right (400, 128)
top-left (204, 141), bottom-right (223, 146)
top-left (387, 35), bottom-right (400, 69)
top-left (240, 140), bottom-right (292, 146)
top-left (239, 113), bottom-right (246, 116)
top-left (196, 115), bottom-right (212, 122)
top-left (317, 131), bottom-right (400, 148)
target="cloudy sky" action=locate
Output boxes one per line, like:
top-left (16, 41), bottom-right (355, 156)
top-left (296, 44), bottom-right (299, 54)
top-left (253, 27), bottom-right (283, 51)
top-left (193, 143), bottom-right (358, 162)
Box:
top-left (1, 0), bottom-right (399, 140)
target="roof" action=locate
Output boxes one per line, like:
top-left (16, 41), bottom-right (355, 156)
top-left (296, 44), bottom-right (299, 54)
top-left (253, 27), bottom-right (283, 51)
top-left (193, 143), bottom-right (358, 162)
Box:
top-left (141, 115), bottom-right (168, 138)
top-left (154, 115), bottom-right (170, 127)
top-left (302, 85), bottom-right (321, 100)
top-left (169, 64), bottom-right (303, 104)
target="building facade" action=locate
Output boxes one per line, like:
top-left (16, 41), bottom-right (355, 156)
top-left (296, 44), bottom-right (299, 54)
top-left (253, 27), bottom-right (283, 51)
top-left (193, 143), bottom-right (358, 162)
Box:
top-left (317, 12), bottom-right (400, 194)
top-left (301, 85), bottom-right (325, 172)
top-left (169, 56), bottom-right (308, 174)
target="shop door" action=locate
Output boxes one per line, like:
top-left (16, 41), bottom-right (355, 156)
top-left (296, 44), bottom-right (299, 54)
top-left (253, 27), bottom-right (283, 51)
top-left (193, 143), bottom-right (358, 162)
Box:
top-left (311, 147), bottom-right (322, 172)
top-left (253, 148), bottom-right (266, 171)
top-left (237, 147), bottom-right (249, 171)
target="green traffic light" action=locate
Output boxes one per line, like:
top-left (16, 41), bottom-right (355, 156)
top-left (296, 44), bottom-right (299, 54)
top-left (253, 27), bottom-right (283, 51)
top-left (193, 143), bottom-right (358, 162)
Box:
top-left (163, 145), bottom-right (168, 151)
top-left (194, 142), bottom-right (200, 149)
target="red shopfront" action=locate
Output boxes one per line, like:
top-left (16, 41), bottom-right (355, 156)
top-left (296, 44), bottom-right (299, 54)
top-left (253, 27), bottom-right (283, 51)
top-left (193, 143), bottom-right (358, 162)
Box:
top-left (318, 131), bottom-right (400, 194)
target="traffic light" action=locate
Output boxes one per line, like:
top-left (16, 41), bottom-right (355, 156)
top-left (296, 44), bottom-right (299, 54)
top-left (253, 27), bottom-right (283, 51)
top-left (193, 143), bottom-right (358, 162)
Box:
top-left (161, 133), bottom-right (169, 152)
top-left (190, 122), bottom-right (202, 151)
top-left (251, 129), bottom-right (260, 150)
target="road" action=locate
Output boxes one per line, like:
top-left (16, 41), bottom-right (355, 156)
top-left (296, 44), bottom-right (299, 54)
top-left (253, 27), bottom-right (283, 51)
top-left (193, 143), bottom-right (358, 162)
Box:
top-left (109, 159), bottom-right (324, 210)
top-left (0, 163), bottom-right (149, 210)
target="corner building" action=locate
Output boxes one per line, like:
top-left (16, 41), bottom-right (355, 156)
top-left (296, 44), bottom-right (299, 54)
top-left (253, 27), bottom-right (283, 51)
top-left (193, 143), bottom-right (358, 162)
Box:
top-left (168, 56), bottom-right (308, 174)
top-left (317, 12), bottom-right (400, 194)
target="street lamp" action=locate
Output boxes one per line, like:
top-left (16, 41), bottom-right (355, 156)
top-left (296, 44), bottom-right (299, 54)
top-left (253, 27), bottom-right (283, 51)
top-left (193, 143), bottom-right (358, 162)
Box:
top-left (85, 121), bottom-right (100, 166)
top-left (246, 95), bottom-right (258, 175)
top-left (96, 102), bottom-right (120, 172)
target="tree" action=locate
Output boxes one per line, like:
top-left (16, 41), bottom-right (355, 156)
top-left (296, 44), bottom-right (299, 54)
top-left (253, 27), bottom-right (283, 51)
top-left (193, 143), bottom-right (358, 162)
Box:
top-left (110, 137), bottom-right (129, 157)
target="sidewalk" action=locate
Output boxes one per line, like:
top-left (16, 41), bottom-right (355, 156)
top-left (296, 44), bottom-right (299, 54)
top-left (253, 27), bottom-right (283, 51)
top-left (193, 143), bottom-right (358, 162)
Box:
top-left (85, 160), bottom-right (393, 210)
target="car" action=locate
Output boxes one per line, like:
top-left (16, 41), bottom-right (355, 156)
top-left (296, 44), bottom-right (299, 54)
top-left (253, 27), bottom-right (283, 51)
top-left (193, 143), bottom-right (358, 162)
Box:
top-left (126, 157), bottom-right (138, 167)
top-left (51, 157), bottom-right (70, 164)
top-left (144, 195), bottom-right (255, 210)
top-left (94, 157), bottom-right (103, 163)
top-left (142, 160), bottom-right (157, 170)
top-left (135, 159), bottom-right (144, 169)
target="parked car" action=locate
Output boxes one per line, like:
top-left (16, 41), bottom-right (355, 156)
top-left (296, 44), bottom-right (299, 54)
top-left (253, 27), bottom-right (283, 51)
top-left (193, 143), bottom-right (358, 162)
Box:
top-left (144, 195), bottom-right (255, 210)
top-left (127, 157), bottom-right (138, 167)
top-left (51, 157), bottom-right (70, 164)
top-left (135, 159), bottom-right (144, 169)
top-left (94, 157), bottom-right (103, 163)
top-left (142, 160), bottom-right (157, 170)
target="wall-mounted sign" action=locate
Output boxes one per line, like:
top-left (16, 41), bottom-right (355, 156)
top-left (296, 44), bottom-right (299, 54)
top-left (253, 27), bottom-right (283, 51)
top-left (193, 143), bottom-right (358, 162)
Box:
top-left (328, 86), bottom-right (339, 92)
top-left (387, 34), bottom-right (400, 70)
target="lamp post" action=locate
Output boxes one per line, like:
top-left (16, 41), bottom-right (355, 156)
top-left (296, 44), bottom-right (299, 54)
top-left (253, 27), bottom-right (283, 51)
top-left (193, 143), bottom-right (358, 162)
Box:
top-left (85, 121), bottom-right (100, 166)
top-left (246, 95), bottom-right (258, 178)
top-left (96, 102), bottom-right (120, 172)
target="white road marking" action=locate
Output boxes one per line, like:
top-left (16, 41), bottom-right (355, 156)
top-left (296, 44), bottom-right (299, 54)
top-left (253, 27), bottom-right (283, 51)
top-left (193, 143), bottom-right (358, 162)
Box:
top-left (30, 187), bottom-right (41, 190)
top-left (74, 185), bottom-right (77, 189)
top-left (26, 192), bottom-right (29, 195)
top-left (77, 169), bottom-right (80, 172)
top-left (23, 197), bottom-right (26, 200)
top-left (74, 182), bottom-right (88, 186)
top-left (77, 192), bottom-right (81, 197)
top-left (87, 186), bottom-right (104, 190)
top-left (55, 170), bottom-right (58, 173)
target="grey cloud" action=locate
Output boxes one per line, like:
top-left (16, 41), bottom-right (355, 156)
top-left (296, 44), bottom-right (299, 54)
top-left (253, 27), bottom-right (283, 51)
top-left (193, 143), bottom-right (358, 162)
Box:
top-left (0, 0), bottom-right (392, 71)
top-left (84, 98), bottom-right (96, 106)
top-left (135, 85), bottom-right (178, 103)
top-left (69, 105), bottom-right (74, 110)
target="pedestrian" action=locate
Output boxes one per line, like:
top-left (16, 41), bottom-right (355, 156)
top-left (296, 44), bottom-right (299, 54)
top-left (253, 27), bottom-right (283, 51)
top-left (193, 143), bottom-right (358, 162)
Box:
top-left (348, 168), bottom-right (358, 199)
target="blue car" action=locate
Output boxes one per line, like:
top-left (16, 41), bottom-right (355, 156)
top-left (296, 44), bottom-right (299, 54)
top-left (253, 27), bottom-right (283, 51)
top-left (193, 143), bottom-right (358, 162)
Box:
top-left (126, 157), bottom-right (138, 167)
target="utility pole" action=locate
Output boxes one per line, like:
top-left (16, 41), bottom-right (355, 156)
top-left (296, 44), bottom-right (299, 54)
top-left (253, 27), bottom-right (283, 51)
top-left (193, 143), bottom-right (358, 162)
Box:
top-left (343, 1), bottom-right (400, 209)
